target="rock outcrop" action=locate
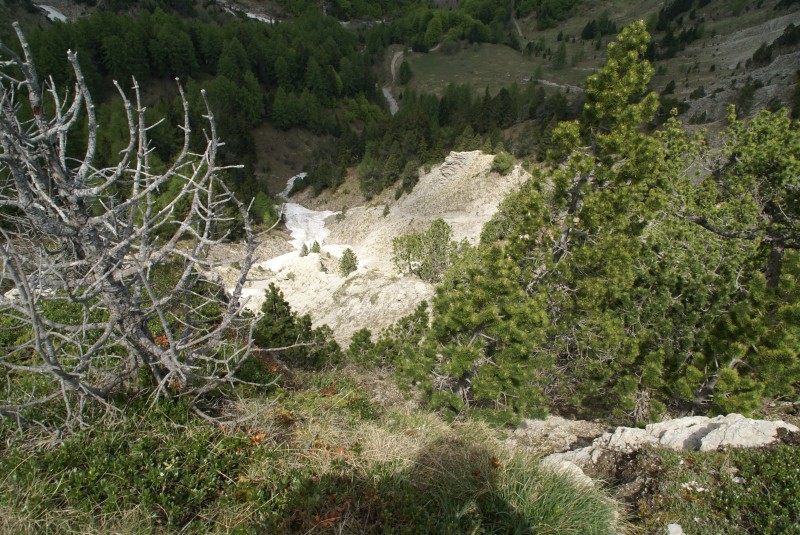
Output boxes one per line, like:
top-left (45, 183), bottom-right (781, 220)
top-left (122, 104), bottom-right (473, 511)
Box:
top-left (509, 416), bottom-right (606, 454)
top-left (536, 414), bottom-right (798, 481)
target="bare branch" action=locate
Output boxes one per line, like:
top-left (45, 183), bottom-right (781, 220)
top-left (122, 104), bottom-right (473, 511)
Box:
top-left (0, 25), bottom-right (269, 431)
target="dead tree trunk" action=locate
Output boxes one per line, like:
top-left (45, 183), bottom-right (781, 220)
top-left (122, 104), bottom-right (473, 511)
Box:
top-left (0, 23), bottom-right (264, 430)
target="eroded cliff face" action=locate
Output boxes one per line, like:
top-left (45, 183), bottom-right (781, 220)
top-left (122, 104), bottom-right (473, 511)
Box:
top-left (215, 151), bottom-right (528, 344)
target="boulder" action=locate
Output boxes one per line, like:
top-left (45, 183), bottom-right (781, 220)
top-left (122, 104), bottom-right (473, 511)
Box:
top-left (646, 416), bottom-right (710, 440)
top-left (656, 421), bottom-right (721, 450)
top-left (601, 426), bottom-right (659, 452)
top-left (539, 457), bottom-right (594, 487)
top-left (523, 413), bottom-right (797, 487)
top-left (543, 446), bottom-right (593, 467)
top-left (699, 414), bottom-right (798, 451)
top-left (513, 415), bottom-right (605, 453)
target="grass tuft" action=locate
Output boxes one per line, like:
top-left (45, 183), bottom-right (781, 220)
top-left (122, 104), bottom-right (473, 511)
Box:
top-left (0, 371), bottom-right (624, 533)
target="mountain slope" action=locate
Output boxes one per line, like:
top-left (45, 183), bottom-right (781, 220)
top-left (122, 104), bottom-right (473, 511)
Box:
top-left (230, 151), bottom-right (527, 344)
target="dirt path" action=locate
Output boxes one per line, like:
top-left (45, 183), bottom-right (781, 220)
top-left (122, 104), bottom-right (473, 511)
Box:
top-left (389, 50), bottom-right (403, 83)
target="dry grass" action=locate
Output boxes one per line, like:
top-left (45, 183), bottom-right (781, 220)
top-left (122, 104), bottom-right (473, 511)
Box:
top-left (1, 365), bottom-right (626, 534)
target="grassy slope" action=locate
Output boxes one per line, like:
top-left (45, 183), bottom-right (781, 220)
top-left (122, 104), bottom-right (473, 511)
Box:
top-left (405, 0), bottom-right (799, 121)
top-left (0, 369), bottom-right (623, 534)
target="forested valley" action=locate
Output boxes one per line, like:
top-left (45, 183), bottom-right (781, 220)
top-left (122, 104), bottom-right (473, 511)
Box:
top-left (1, 0), bottom-right (799, 532)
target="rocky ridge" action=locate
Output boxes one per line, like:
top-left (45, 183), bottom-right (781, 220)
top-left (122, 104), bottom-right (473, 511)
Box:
top-left (511, 414), bottom-right (799, 487)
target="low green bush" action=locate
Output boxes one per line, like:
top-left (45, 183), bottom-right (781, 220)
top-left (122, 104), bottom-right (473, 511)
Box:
top-left (254, 283), bottom-right (342, 368)
top-left (636, 444), bottom-right (800, 533)
top-left (0, 401), bottom-right (249, 531)
top-left (491, 150), bottom-right (515, 175)
top-left (339, 248), bottom-right (358, 276)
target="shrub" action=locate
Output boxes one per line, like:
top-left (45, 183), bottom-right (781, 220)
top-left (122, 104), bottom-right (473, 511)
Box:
top-left (491, 151), bottom-right (515, 175)
top-left (392, 219), bottom-right (457, 283)
top-left (339, 248), bottom-right (358, 276)
top-left (636, 445), bottom-right (800, 533)
top-left (254, 284), bottom-right (342, 368)
top-left (251, 190), bottom-right (277, 226)
top-left (399, 60), bottom-right (412, 84)
top-left (0, 401), bottom-right (249, 530)
top-left (356, 301), bottom-right (429, 369)
top-left (690, 85), bottom-right (706, 99)
top-left (347, 328), bottom-right (375, 365)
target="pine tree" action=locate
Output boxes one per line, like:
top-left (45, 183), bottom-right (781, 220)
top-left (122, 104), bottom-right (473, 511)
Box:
top-left (552, 41), bottom-right (567, 69)
top-left (399, 61), bottom-right (413, 85)
top-left (422, 245), bottom-right (552, 419)
top-left (311, 241), bottom-right (321, 253)
top-left (392, 219), bottom-right (456, 283)
top-left (348, 328), bottom-right (375, 366)
top-left (300, 243), bottom-right (309, 257)
top-left (424, 16), bottom-right (443, 50)
top-left (692, 107), bottom-right (800, 289)
top-left (339, 248), bottom-right (358, 276)
top-left (491, 151), bottom-right (514, 175)
top-left (250, 191), bottom-right (276, 226)
top-left (681, 108), bottom-right (800, 412)
top-left (271, 87), bottom-right (293, 130)
top-left (217, 37), bottom-right (249, 84)
top-left (254, 284), bottom-right (342, 368)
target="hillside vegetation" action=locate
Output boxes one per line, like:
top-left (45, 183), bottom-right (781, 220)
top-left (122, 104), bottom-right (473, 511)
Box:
top-left (1, 1), bottom-right (799, 533)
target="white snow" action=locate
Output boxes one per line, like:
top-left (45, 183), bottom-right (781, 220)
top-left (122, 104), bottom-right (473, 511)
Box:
top-left (382, 87), bottom-right (399, 115)
top-left (245, 12), bottom-right (274, 24)
top-left (251, 173), bottom-right (343, 273)
top-left (36, 4), bottom-right (68, 22)
top-left (284, 204), bottom-right (338, 249)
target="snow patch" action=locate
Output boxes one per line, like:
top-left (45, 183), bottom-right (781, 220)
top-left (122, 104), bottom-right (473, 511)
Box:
top-left (245, 12), bottom-right (275, 24)
top-left (36, 4), bottom-right (68, 22)
top-left (382, 87), bottom-right (399, 115)
top-left (283, 203), bottom-right (338, 251)
top-left (261, 172), bottom-right (345, 272)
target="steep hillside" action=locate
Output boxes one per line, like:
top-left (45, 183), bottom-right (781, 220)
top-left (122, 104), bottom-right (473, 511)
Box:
top-left (402, 0), bottom-right (800, 125)
top-left (217, 151), bottom-right (527, 344)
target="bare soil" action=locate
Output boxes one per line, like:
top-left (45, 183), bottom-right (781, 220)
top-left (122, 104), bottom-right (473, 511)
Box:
top-left (218, 151), bottom-right (529, 346)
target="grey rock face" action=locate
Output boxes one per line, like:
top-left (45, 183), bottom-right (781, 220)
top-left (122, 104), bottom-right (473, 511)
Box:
top-left (538, 414), bottom-right (798, 486)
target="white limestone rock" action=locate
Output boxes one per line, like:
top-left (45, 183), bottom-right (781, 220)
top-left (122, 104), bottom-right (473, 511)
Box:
top-left (646, 416), bottom-right (722, 450)
top-left (667, 523), bottom-right (684, 535)
top-left (527, 413), bottom-right (796, 477)
top-left (545, 446), bottom-right (594, 466)
top-left (699, 414), bottom-right (798, 451)
top-left (514, 415), bottom-right (605, 453)
top-left (540, 457), bottom-right (594, 487)
top-left (646, 416), bottom-right (709, 438)
top-left (602, 426), bottom-right (660, 452)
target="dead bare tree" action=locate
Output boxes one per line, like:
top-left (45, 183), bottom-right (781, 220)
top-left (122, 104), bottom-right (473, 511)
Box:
top-left (0, 23), bottom-right (264, 431)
